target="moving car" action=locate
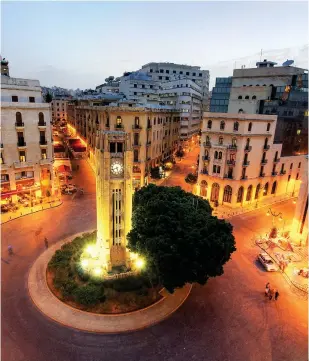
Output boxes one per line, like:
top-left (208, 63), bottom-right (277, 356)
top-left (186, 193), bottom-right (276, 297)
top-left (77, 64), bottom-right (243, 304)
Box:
top-left (257, 252), bottom-right (278, 272)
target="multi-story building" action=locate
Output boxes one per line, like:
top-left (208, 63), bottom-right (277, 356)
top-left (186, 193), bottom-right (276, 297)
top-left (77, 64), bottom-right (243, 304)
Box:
top-left (51, 99), bottom-right (68, 123)
top-left (96, 76), bottom-right (121, 94)
top-left (197, 112), bottom-right (305, 208)
top-left (67, 103), bottom-right (180, 189)
top-left (209, 60), bottom-right (308, 156)
top-left (159, 78), bottom-right (203, 141)
top-left (140, 62), bottom-right (210, 111)
top-left (1, 58), bottom-right (54, 205)
top-left (209, 77), bottom-right (232, 113)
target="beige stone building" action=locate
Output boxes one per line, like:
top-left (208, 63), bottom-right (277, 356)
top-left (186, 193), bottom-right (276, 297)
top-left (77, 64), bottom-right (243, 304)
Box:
top-left (51, 99), bottom-right (68, 123)
top-left (1, 59), bottom-right (54, 205)
top-left (197, 112), bottom-right (305, 208)
top-left (67, 102), bottom-right (180, 188)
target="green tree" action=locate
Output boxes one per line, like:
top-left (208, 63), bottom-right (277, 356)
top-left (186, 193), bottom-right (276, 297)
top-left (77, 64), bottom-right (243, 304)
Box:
top-left (127, 185), bottom-right (236, 293)
top-left (44, 92), bottom-right (53, 103)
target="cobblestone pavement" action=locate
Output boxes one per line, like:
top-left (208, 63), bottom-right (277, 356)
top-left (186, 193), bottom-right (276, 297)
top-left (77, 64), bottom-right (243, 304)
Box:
top-left (2, 157), bottom-right (308, 361)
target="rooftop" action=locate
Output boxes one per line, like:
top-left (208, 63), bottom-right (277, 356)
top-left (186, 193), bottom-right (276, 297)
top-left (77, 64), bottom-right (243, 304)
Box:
top-left (141, 62), bottom-right (203, 70)
top-left (1, 75), bottom-right (41, 88)
top-left (203, 112), bottom-right (278, 121)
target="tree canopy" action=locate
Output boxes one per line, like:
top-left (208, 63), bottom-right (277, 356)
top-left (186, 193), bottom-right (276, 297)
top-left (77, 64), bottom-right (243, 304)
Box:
top-left (127, 184), bottom-right (236, 293)
top-left (44, 92), bottom-right (53, 103)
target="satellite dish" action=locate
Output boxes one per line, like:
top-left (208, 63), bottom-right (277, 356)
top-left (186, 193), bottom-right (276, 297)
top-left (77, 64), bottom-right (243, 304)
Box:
top-left (282, 59), bottom-right (294, 67)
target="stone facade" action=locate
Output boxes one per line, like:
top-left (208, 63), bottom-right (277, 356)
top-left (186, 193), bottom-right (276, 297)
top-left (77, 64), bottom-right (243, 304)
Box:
top-left (51, 99), bottom-right (68, 123)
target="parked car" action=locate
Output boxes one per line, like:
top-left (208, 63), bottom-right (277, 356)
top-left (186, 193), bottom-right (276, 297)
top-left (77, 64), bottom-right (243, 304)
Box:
top-left (257, 252), bottom-right (278, 272)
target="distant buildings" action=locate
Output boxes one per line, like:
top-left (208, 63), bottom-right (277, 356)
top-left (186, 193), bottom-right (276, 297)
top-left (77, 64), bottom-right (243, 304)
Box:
top-left (1, 58), bottom-right (55, 205)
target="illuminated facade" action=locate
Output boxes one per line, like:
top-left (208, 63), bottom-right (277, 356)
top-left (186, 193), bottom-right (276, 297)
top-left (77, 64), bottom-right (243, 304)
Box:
top-left (67, 103), bottom-right (180, 189)
top-left (95, 131), bottom-right (133, 269)
top-left (51, 99), bottom-right (68, 123)
top-left (197, 112), bottom-right (305, 208)
top-left (1, 58), bottom-right (54, 204)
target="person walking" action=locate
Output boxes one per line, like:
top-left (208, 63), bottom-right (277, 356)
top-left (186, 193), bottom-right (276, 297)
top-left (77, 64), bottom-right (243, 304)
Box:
top-left (274, 290), bottom-right (280, 301)
top-left (265, 282), bottom-right (270, 296)
top-left (269, 288), bottom-right (275, 300)
top-left (44, 237), bottom-right (48, 249)
top-left (8, 245), bottom-right (13, 255)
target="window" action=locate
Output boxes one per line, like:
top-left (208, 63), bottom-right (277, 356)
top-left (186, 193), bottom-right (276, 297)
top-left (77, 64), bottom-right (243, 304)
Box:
top-left (180, 71), bottom-right (183, 75)
top-left (207, 120), bottom-right (212, 129)
top-left (160, 69), bottom-right (164, 73)
top-left (142, 85), bottom-right (145, 89)
top-left (288, 175), bottom-right (291, 182)
top-left (19, 151), bottom-right (26, 162)
top-left (12, 96), bottom-right (18, 102)
top-left (41, 148), bottom-right (47, 159)
top-left (134, 84), bottom-right (137, 88)
top-left (238, 109), bottom-right (243, 113)
top-left (219, 137), bottom-right (223, 145)
top-left (266, 123), bottom-right (271, 131)
top-left (38, 112), bottom-right (45, 125)
top-left (245, 96), bottom-right (249, 99)
top-left (233, 122), bottom-right (239, 131)
top-left (298, 162), bottom-right (301, 168)
top-left (248, 122), bottom-right (252, 131)
top-left (154, 117), bottom-right (156, 125)
top-left (271, 181), bottom-right (277, 194)
top-left (252, 95), bottom-right (256, 100)
top-left (255, 184), bottom-right (261, 199)
top-left (213, 165), bottom-right (217, 172)
top-left (237, 187), bottom-right (244, 203)
top-left (16, 112), bottom-right (22, 124)
top-left (220, 121), bottom-right (225, 130)
top-left (200, 180), bottom-right (208, 197)
top-left (199, 73), bottom-right (202, 77)
top-left (193, 72), bottom-right (196, 76)
top-left (166, 77), bottom-right (169, 80)
top-left (238, 96), bottom-right (242, 99)
top-left (186, 72), bottom-right (189, 76)
top-left (116, 116), bottom-right (122, 127)
top-left (290, 163), bottom-right (293, 170)
top-left (223, 186), bottom-right (232, 203)
top-left (150, 69), bottom-right (153, 73)
top-left (134, 92), bottom-right (137, 95)
top-left (159, 76), bottom-right (162, 80)
top-left (150, 85), bottom-right (153, 89)
top-left (218, 151), bottom-right (222, 159)
top-left (214, 151), bottom-right (218, 159)
top-left (232, 138), bottom-right (237, 146)
top-left (133, 149), bottom-right (139, 162)
top-left (29, 97), bottom-right (35, 103)
top-left (173, 70), bottom-right (176, 74)
top-left (246, 185), bottom-right (253, 201)
top-left (263, 182), bottom-right (269, 196)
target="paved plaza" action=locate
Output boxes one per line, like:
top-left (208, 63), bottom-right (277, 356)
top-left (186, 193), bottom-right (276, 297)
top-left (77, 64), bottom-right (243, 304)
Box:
top-left (2, 154), bottom-right (308, 361)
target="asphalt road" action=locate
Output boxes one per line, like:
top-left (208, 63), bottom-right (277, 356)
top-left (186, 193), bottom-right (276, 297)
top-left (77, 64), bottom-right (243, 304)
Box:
top-left (2, 156), bottom-right (308, 361)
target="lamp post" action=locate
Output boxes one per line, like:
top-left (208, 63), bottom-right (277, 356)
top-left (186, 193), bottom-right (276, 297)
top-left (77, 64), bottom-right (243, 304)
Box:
top-left (266, 207), bottom-right (286, 235)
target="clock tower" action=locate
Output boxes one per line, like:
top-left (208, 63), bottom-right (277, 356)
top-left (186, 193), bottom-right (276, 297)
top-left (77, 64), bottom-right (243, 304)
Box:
top-left (95, 130), bottom-right (133, 271)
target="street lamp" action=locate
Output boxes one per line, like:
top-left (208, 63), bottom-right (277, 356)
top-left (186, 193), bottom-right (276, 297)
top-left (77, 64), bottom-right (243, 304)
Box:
top-left (266, 208), bottom-right (283, 225)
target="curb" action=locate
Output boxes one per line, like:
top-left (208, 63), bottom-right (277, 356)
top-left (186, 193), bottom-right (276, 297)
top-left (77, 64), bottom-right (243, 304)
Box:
top-left (28, 231), bottom-right (192, 334)
top-left (1, 200), bottom-right (63, 225)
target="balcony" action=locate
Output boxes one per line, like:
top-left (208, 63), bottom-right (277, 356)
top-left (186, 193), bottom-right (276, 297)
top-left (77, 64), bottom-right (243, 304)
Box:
top-left (227, 145), bottom-right (237, 151)
top-left (17, 141), bottom-right (27, 149)
top-left (38, 121), bottom-right (47, 130)
top-left (39, 139), bottom-right (48, 147)
top-left (226, 160), bottom-right (236, 166)
top-left (244, 145), bottom-right (252, 152)
top-left (280, 170), bottom-right (286, 175)
top-left (147, 124), bottom-right (152, 130)
top-left (133, 143), bottom-right (141, 148)
top-left (105, 123), bottom-right (110, 129)
top-left (132, 124), bottom-right (142, 131)
top-left (263, 145), bottom-right (270, 151)
top-left (133, 160), bottom-right (141, 164)
top-left (203, 141), bottom-right (211, 148)
top-left (224, 174), bottom-right (234, 179)
top-left (40, 158), bottom-right (51, 165)
top-left (146, 141), bottom-right (151, 146)
top-left (241, 175), bottom-right (248, 180)
top-left (14, 161), bottom-right (33, 168)
top-left (15, 122), bottom-right (25, 130)
top-left (200, 169), bottom-right (208, 175)
top-left (274, 158), bottom-right (280, 163)
top-left (261, 159), bottom-right (268, 165)
top-left (114, 124), bottom-right (124, 130)
top-left (259, 173), bottom-right (265, 178)
top-left (202, 155), bottom-right (209, 161)
top-left (243, 161), bottom-right (250, 167)
top-left (271, 171), bottom-right (278, 176)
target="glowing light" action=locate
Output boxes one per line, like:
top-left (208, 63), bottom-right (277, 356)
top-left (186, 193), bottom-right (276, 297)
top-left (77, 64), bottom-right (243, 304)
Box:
top-left (81, 259), bottom-right (89, 268)
top-left (135, 258), bottom-right (145, 269)
top-left (86, 245), bottom-right (97, 258)
top-left (93, 267), bottom-right (103, 276)
top-left (279, 216), bottom-right (283, 221)
top-left (266, 211), bottom-right (270, 216)
top-left (293, 199), bottom-right (297, 204)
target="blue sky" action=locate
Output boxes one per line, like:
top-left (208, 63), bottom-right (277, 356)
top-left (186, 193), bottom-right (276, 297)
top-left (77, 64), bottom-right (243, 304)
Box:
top-left (1, 1), bottom-right (308, 89)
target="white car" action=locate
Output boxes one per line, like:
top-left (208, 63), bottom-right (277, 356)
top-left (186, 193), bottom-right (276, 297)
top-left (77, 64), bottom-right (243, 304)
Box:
top-left (257, 252), bottom-right (278, 272)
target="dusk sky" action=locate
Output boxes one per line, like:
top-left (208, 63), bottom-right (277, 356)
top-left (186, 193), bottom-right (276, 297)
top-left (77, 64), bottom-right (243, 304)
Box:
top-left (1, 1), bottom-right (308, 89)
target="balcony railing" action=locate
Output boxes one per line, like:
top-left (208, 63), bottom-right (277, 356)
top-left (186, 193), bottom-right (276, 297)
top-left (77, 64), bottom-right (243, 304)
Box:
top-left (261, 159), bottom-right (268, 165)
top-left (263, 145), bottom-right (270, 150)
top-left (243, 161), bottom-right (250, 166)
top-left (259, 173), bottom-right (265, 177)
top-left (241, 175), bottom-right (248, 180)
top-left (133, 143), bottom-right (141, 147)
top-left (224, 174), bottom-right (234, 179)
top-left (202, 155), bottom-right (209, 161)
top-left (280, 170), bottom-right (286, 175)
top-left (271, 171), bottom-right (278, 176)
top-left (15, 122), bottom-right (25, 128)
top-left (200, 169), bottom-right (208, 175)
top-left (115, 124), bottom-right (124, 129)
top-left (244, 145), bottom-right (252, 152)
top-left (132, 124), bottom-right (142, 130)
top-left (203, 141), bottom-right (211, 148)
top-left (274, 158), bottom-right (280, 163)
top-left (147, 124), bottom-right (152, 129)
top-left (146, 141), bottom-right (151, 146)
top-left (226, 160), bottom-right (236, 166)
top-left (227, 145), bottom-right (237, 151)
top-left (17, 141), bottom-right (26, 147)
top-left (38, 121), bottom-right (46, 127)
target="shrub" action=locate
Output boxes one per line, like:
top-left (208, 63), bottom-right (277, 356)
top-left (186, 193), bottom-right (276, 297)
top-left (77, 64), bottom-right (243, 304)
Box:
top-left (73, 284), bottom-right (105, 306)
top-left (104, 275), bottom-right (144, 292)
top-left (53, 268), bottom-right (70, 289)
top-left (48, 249), bottom-right (72, 269)
top-left (75, 263), bottom-right (90, 282)
top-left (61, 280), bottom-right (78, 298)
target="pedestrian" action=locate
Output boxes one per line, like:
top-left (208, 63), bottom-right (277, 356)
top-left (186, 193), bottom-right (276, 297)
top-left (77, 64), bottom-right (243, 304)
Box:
top-left (44, 237), bottom-right (48, 249)
top-left (8, 245), bottom-right (13, 255)
top-left (269, 288), bottom-right (275, 300)
top-left (274, 290), bottom-right (280, 301)
top-left (265, 282), bottom-right (270, 296)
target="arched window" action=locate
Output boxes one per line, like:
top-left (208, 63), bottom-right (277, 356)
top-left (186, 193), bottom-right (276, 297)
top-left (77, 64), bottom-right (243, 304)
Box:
top-left (255, 184), bottom-right (261, 199)
top-left (16, 112), bottom-right (22, 124)
top-left (246, 138), bottom-right (250, 147)
top-left (210, 183), bottom-right (220, 202)
top-left (264, 182), bottom-right (269, 196)
top-left (220, 121), bottom-right (225, 130)
top-left (207, 120), bottom-right (212, 129)
top-left (274, 151), bottom-right (278, 161)
top-left (266, 123), bottom-right (271, 131)
top-left (232, 138), bottom-right (237, 146)
top-left (214, 151), bottom-right (218, 159)
top-left (218, 151), bottom-right (222, 159)
top-left (219, 136), bottom-right (223, 145)
top-left (206, 135), bottom-right (210, 143)
top-left (264, 138), bottom-right (268, 147)
top-left (238, 95), bottom-right (242, 99)
top-left (245, 95), bottom-right (249, 99)
top-left (246, 185), bottom-right (253, 201)
top-left (38, 112), bottom-right (44, 125)
top-left (205, 150), bottom-right (209, 157)
top-left (200, 180), bottom-right (208, 198)
top-left (223, 186), bottom-right (232, 203)
top-left (234, 122), bottom-right (239, 131)
top-left (238, 109), bottom-right (244, 113)
top-left (135, 116), bottom-right (140, 127)
top-left (116, 116), bottom-right (122, 127)
top-left (252, 95), bottom-right (256, 100)
top-left (271, 181), bottom-right (277, 194)
top-left (248, 122), bottom-right (252, 131)
top-left (96, 114), bottom-right (99, 124)
top-left (237, 186), bottom-right (244, 203)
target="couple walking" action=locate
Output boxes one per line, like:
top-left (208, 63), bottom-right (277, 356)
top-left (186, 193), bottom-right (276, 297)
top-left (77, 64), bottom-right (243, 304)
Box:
top-left (265, 282), bottom-right (279, 301)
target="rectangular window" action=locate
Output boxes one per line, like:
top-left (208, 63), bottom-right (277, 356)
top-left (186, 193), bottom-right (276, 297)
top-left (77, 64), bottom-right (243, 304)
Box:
top-left (142, 85), bottom-right (145, 89)
top-left (298, 162), bottom-right (301, 168)
top-left (160, 69), bottom-right (164, 73)
top-left (109, 142), bottom-right (116, 153)
top-left (41, 148), bottom-right (47, 159)
top-left (199, 73), bottom-right (202, 77)
top-left (159, 76), bottom-right (162, 80)
top-left (173, 70), bottom-right (176, 74)
top-left (29, 97), bottom-right (35, 103)
top-left (19, 151), bottom-right (26, 162)
top-left (1, 174), bottom-right (9, 181)
top-left (296, 173), bottom-right (299, 180)
top-left (150, 69), bottom-right (153, 73)
top-left (166, 77), bottom-right (169, 80)
top-left (213, 165), bottom-right (216, 173)
top-left (166, 70), bottom-right (169, 74)
top-left (186, 72), bottom-right (189, 76)
top-left (133, 84), bottom-right (137, 88)
top-left (290, 163), bottom-right (293, 169)
top-left (180, 71), bottom-right (183, 75)
top-left (150, 85), bottom-right (153, 89)
top-left (12, 96), bottom-right (18, 102)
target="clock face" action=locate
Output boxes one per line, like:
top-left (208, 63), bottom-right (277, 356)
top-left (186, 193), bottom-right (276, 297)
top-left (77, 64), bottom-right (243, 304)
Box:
top-left (111, 160), bottom-right (123, 176)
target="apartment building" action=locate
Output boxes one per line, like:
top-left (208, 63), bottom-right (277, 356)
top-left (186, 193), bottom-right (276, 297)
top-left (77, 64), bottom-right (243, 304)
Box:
top-left (197, 112), bottom-right (305, 208)
top-left (67, 102), bottom-right (180, 188)
top-left (140, 62), bottom-right (210, 111)
top-left (159, 78), bottom-right (203, 140)
top-left (1, 58), bottom-right (54, 205)
top-left (51, 99), bottom-right (68, 123)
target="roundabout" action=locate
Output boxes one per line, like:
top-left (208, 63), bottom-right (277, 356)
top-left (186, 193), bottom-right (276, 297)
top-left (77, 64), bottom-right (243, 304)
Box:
top-left (28, 231), bottom-right (192, 334)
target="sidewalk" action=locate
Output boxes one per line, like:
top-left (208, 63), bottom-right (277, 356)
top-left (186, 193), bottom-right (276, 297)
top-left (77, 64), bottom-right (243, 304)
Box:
top-left (28, 232), bottom-right (192, 334)
top-left (1, 198), bottom-right (62, 224)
